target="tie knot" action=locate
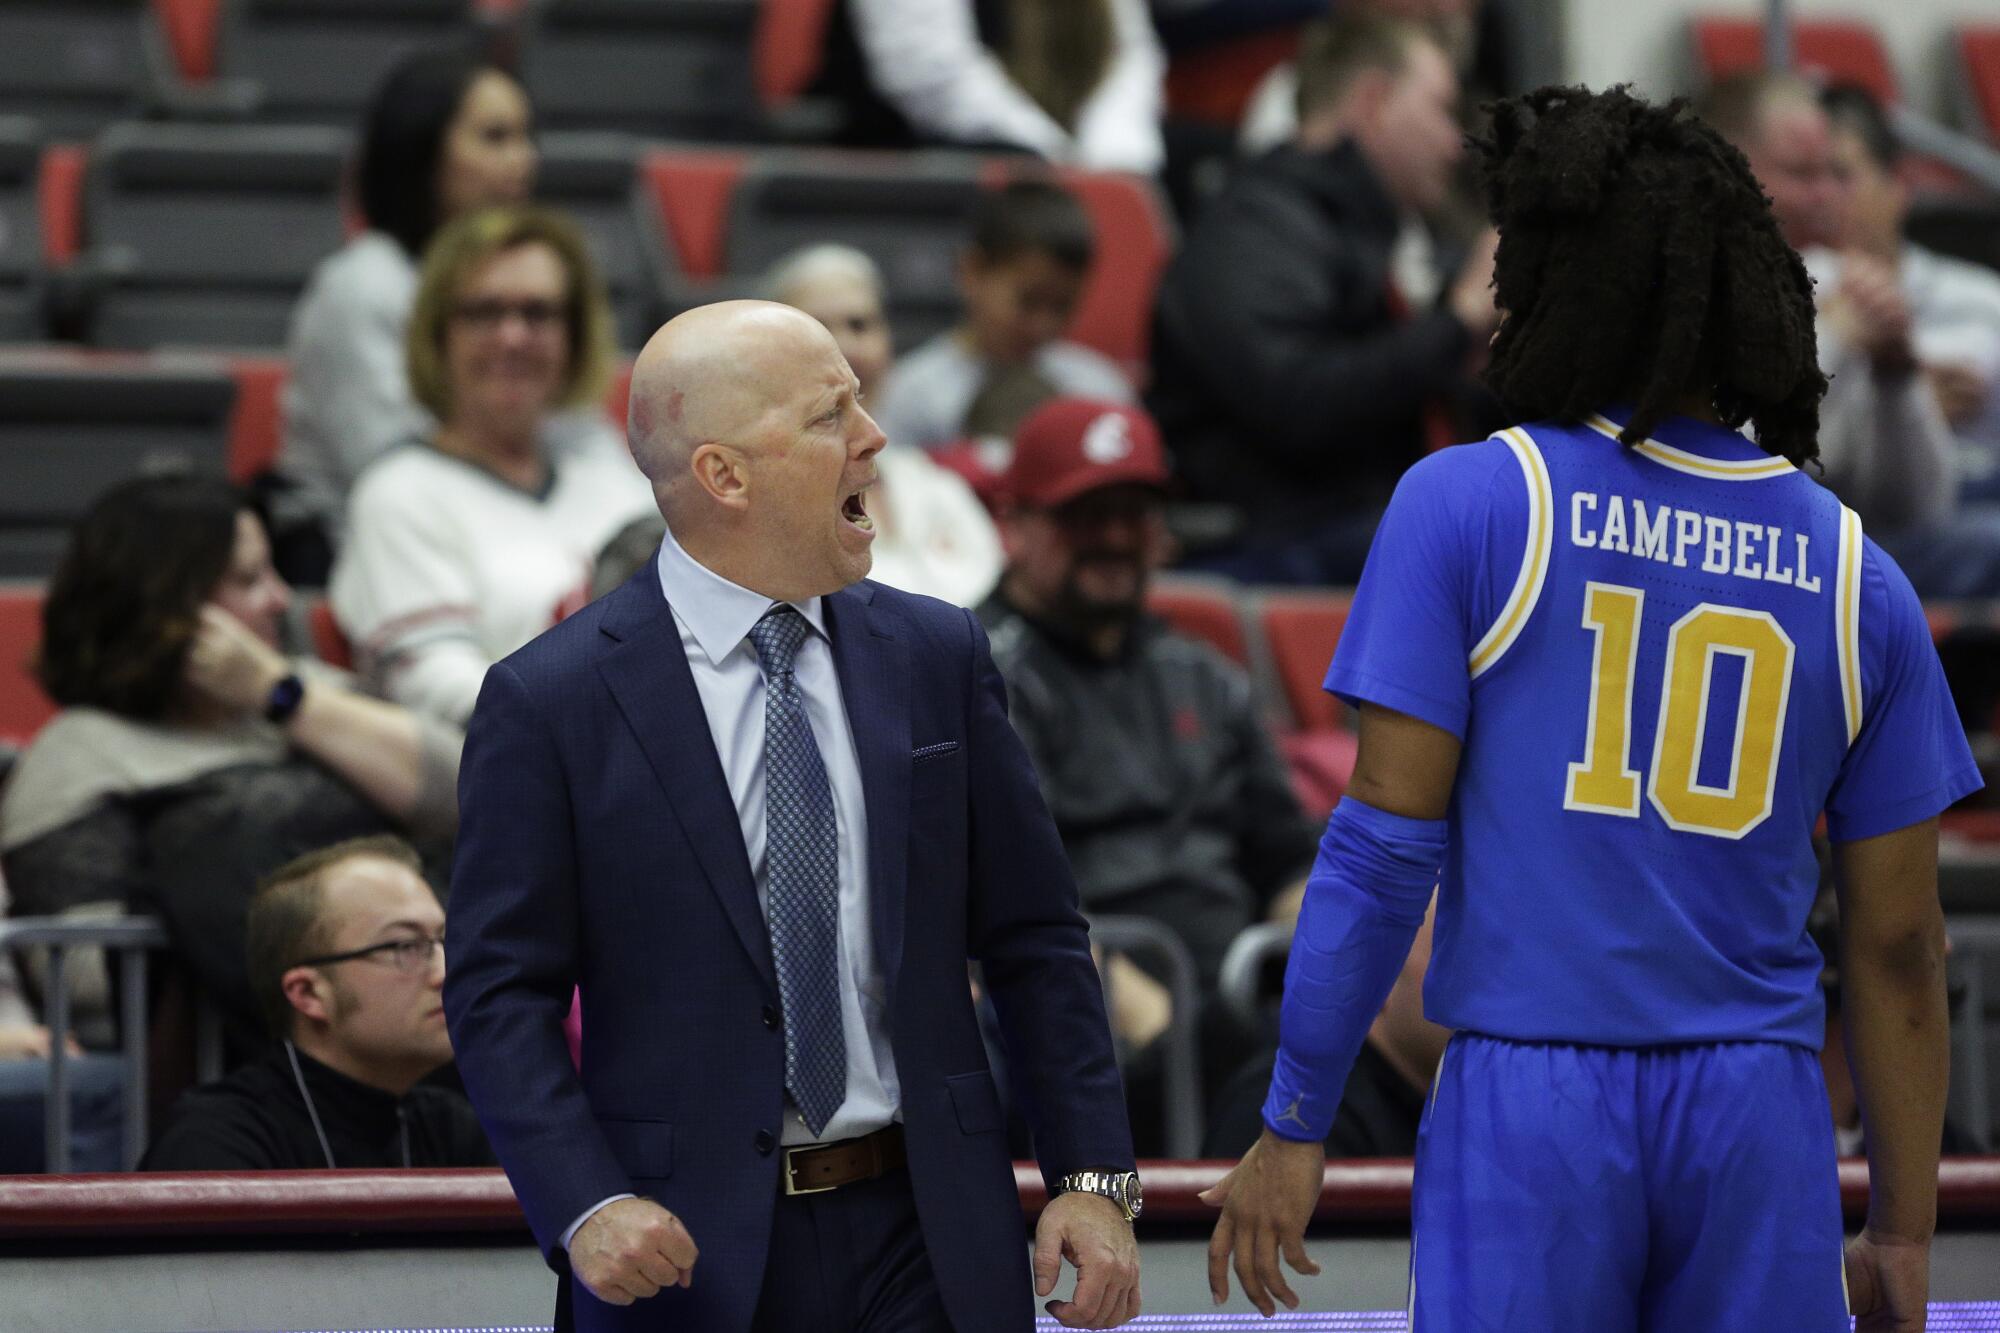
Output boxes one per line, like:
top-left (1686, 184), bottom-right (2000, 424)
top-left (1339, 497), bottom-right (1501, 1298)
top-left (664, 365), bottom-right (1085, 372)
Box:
top-left (748, 605), bottom-right (810, 676)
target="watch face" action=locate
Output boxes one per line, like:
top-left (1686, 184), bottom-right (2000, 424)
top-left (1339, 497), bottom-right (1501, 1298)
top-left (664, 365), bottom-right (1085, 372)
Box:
top-left (1123, 1174), bottom-right (1143, 1218)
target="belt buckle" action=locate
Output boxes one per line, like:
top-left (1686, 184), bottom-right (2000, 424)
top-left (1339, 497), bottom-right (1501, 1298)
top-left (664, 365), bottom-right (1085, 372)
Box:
top-left (782, 1144), bottom-right (838, 1196)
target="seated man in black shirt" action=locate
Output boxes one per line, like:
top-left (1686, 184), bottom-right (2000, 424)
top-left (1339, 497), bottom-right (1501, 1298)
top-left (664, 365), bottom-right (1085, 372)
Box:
top-left (141, 835), bottom-right (492, 1170)
top-left (1203, 895), bottom-right (1448, 1158)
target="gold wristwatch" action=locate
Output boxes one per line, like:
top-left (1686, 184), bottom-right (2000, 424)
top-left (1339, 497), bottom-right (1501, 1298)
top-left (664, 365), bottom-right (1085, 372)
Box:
top-left (1057, 1169), bottom-right (1143, 1222)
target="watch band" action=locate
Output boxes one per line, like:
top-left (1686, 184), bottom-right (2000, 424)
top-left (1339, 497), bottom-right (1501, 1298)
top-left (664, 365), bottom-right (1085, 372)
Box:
top-left (264, 673), bottom-right (306, 724)
top-left (1057, 1169), bottom-right (1142, 1222)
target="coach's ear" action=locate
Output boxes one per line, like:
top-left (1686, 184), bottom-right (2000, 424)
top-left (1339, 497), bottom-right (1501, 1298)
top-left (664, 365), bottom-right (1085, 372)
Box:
top-left (690, 442), bottom-right (751, 510)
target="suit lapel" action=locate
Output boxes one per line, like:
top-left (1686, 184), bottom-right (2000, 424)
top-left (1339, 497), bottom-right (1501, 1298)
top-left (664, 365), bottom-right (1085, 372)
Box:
top-left (595, 572), bottom-right (776, 993)
top-left (825, 583), bottom-right (910, 998)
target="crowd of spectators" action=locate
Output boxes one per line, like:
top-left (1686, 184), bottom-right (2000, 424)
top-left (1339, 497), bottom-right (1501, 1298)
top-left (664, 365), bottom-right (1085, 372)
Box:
top-left (3, 0), bottom-right (1997, 1172)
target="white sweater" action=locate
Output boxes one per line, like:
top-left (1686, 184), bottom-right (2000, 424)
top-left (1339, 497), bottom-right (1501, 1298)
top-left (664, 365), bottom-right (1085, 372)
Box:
top-left (330, 432), bottom-right (659, 726)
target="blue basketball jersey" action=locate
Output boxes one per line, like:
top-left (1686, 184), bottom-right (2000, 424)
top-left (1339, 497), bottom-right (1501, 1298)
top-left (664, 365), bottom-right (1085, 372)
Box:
top-left (1326, 410), bottom-right (1981, 1050)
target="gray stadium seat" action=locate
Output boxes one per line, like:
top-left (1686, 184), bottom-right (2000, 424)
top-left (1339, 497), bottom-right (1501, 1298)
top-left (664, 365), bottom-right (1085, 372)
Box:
top-left (214, 0), bottom-right (476, 128)
top-left (0, 119), bottom-right (47, 342)
top-left (723, 154), bottom-right (985, 353)
top-left (0, 358), bottom-right (236, 577)
top-left (522, 0), bottom-right (763, 141)
top-left (79, 122), bottom-right (348, 350)
top-left (537, 132), bottom-right (684, 350)
top-left (0, 1), bottom-right (174, 142)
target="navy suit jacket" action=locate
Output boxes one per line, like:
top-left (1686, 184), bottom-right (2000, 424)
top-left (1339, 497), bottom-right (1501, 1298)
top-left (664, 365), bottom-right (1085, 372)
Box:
top-left (443, 565), bottom-right (1134, 1333)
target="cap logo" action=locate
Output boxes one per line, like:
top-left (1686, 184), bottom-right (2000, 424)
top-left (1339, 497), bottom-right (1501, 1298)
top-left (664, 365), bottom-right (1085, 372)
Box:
top-left (1081, 412), bottom-right (1134, 464)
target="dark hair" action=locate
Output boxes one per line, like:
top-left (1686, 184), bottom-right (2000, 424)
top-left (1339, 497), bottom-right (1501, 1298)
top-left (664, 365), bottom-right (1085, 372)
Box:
top-left (247, 835), bottom-right (427, 1040)
top-left (1476, 85), bottom-right (1826, 467)
top-left (1821, 82), bottom-right (1899, 170)
top-left (38, 475), bottom-right (255, 720)
top-left (1294, 13), bottom-right (1428, 122)
top-left (358, 46), bottom-right (526, 258)
top-left (967, 179), bottom-right (1095, 271)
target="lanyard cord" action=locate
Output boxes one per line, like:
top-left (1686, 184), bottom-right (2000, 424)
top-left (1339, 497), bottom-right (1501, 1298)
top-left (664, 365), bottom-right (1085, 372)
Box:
top-left (284, 1040), bottom-right (339, 1171)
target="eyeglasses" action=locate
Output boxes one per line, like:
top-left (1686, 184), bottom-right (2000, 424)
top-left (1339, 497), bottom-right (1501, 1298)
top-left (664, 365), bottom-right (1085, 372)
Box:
top-left (450, 298), bottom-right (566, 331)
top-left (298, 935), bottom-right (444, 975)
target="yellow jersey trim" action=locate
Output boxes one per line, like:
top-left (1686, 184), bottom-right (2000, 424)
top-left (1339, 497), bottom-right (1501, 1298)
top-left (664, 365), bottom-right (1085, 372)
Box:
top-left (1584, 413), bottom-right (1796, 480)
top-left (1837, 505), bottom-right (1864, 744)
top-left (1469, 428), bottom-right (1553, 678)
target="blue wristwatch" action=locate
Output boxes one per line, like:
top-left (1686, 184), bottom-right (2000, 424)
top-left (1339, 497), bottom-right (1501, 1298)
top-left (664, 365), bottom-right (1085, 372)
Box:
top-left (264, 672), bottom-right (306, 724)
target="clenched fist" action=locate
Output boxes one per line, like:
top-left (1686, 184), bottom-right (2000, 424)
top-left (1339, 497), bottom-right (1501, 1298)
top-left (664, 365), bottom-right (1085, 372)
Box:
top-left (570, 1197), bottom-right (700, 1306)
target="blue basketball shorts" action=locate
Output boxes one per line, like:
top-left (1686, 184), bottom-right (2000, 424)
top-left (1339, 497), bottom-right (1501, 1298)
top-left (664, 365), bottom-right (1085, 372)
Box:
top-left (1408, 1034), bottom-right (1849, 1332)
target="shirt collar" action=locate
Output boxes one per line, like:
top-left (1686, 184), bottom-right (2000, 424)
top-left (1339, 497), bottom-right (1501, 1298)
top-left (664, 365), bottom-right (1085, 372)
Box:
top-left (654, 522), bottom-right (827, 663)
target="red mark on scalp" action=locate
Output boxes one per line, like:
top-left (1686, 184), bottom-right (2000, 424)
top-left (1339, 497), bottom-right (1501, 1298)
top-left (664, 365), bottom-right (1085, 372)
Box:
top-left (666, 389), bottom-right (685, 425)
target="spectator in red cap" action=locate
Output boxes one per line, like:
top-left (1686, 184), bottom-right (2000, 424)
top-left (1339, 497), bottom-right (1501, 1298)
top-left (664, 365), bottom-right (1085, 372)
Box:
top-left (978, 399), bottom-right (1318, 1122)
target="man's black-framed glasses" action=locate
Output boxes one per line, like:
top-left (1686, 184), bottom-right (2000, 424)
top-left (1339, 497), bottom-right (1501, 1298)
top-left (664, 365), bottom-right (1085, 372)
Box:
top-left (298, 935), bottom-right (444, 975)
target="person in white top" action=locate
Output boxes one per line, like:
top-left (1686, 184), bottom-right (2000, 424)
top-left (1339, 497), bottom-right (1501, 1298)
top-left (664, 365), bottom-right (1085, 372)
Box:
top-left (841, 0), bottom-right (1164, 174)
top-left (274, 50), bottom-right (540, 568)
top-left (872, 180), bottom-right (1136, 455)
top-left (763, 244), bottom-right (1004, 607)
top-left (330, 206), bottom-right (656, 727)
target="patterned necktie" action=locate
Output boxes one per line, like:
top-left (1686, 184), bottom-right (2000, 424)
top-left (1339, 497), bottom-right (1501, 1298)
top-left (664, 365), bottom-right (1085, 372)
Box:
top-left (746, 605), bottom-right (847, 1136)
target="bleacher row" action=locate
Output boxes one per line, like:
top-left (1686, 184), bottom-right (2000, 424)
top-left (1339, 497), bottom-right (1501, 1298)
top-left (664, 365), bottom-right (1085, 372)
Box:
top-left (0, 119), bottom-right (1174, 359)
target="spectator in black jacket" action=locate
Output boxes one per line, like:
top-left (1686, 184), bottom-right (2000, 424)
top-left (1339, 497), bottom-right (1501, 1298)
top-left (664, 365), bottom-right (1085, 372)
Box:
top-left (1149, 13), bottom-right (1500, 584)
top-left (977, 399), bottom-right (1318, 1018)
top-left (142, 836), bottom-right (490, 1170)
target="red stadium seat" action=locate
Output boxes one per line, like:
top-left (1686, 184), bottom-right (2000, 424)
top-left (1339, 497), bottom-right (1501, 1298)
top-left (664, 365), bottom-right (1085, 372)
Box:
top-left (1164, 24), bottom-right (1304, 128)
top-left (1146, 577), bottom-right (1250, 667)
top-left (37, 144), bottom-right (85, 265)
top-left (603, 358), bottom-right (635, 431)
top-left (226, 354), bottom-right (286, 482)
top-left (153, 0), bottom-right (220, 82)
top-left (1259, 590), bottom-right (1352, 733)
top-left (1959, 26), bottom-right (2000, 143)
top-left (1020, 166), bottom-right (1174, 374)
top-left (644, 147), bottom-right (747, 281)
top-left (305, 595), bottom-right (353, 670)
top-left (1690, 16), bottom-right (1900, 104)
top-left (0, 585), bottom-right (55, 745)
top-left (756, 0), bottom-right (837, 109)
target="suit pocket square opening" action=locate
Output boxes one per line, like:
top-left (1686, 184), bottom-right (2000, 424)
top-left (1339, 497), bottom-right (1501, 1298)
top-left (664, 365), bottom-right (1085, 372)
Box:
top-left (910, 741), bottom-right (961, 762)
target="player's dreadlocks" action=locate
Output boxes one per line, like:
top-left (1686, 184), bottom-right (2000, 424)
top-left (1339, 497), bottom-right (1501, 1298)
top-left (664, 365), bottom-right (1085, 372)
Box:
top-left (1475, 85), bottom-right (1825, 467)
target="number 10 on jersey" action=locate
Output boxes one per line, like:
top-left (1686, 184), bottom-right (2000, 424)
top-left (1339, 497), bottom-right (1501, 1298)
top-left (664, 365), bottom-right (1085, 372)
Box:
top-left (1564, 581), bottom-right (1795, 839)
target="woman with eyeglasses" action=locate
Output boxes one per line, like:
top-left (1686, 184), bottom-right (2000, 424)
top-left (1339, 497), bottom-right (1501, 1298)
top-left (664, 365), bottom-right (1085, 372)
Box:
top-left (328, 205), bottom-right (657, 729)
top-left (269, 47), bottom-right (545, 581)
top-left (0, 476), bottom-right (462, 1057)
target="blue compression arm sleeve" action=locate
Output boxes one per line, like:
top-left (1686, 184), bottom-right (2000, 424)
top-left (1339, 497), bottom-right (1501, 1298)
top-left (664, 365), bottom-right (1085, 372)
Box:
top-left (1261, 797), bottom-right (1448, 1142)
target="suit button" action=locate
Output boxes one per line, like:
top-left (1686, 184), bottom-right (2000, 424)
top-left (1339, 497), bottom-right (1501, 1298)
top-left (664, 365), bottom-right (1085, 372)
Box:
top-left (762, 1005), bottom-right (779, 1031)
top-left (755, 1130), bottom-right (775, 1155)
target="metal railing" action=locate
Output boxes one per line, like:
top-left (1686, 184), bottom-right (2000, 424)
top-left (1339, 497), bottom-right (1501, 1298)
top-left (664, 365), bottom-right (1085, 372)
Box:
top-left (1087, 915), bottom-right (1204, 1159)
top-left (0, 915), bottom-right (168, 1172)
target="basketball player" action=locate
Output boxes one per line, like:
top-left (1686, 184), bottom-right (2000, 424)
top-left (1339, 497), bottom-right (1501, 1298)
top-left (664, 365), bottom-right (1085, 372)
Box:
top-left (1204, 86), bottom-right (1978, 1333)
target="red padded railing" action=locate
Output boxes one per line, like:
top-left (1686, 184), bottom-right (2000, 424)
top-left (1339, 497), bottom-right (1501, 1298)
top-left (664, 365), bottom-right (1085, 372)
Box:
top-left (4, 1159), bottom-right (1998, 1240)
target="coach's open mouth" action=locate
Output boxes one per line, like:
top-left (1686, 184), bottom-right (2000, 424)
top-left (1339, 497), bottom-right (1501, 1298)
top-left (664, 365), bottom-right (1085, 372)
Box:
top-left (841, 485), bottom-right (874, 534)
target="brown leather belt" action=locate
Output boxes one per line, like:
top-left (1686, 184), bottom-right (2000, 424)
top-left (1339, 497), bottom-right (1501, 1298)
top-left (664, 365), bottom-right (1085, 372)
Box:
top-left (781, 1124), bottom-right (906, 1196)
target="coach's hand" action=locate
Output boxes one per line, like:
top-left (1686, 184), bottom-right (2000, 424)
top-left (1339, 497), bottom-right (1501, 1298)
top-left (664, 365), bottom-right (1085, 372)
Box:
top-left (570, 1197), bottom-right (699, 1306)
top-left (1202, 1130), bottom-right (1324, 1316)
top-left (1846, 1227), bottom-right (1930, 1332)
top-left (1033, 1190), bottom-right (1141, 1328)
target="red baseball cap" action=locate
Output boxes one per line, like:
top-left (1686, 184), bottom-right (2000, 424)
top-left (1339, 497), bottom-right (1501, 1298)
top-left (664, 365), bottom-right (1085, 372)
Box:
top-left (1005, 398), bottom-right (1170, 509)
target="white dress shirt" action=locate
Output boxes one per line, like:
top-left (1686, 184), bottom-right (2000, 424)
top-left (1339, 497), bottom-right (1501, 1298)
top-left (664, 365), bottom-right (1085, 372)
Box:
top-left (563, 524), bottom-right (902, 1248)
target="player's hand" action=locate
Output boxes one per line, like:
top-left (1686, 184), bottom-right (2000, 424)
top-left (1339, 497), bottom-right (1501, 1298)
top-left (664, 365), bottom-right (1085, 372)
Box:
top-left (1846, 1227), bottom-right (1930, 1331)
top-left (1032, 1190), bottom-right (1141, 1328)
top-left (569, 1197), bottom-right (699, 1306)
top-left (1201, 1129), bottom-right (1325, 1316)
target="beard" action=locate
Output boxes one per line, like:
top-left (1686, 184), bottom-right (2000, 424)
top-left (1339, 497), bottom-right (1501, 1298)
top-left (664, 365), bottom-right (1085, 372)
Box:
top-left (1048, 554), bottom-right (1147, 635)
